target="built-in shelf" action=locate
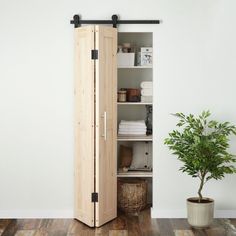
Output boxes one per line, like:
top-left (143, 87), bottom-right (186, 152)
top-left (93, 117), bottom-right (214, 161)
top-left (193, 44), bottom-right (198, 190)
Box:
top-left (117, 171), bottom-right (153, 178)
top-left (117, 66), bottom-right (152, 69)
top-left (117, 102), bottom-right (152, 105)
top-left (117, 135), bottom-right (152, 141)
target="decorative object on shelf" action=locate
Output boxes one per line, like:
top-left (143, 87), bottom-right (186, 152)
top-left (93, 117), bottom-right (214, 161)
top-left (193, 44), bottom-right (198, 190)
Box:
top-left (117, 89), bottom-right (127, 102)
top-left (126, 88), bottom-right (141, 102)
top-left (122, 43), bottom-right (131, 53)
top-left (118, 178), bottom-right (147, 214)
top-left (119, 145), bottom-right (133, 168)
top-left (165, 110), bottom-right (236, 228)
top-left (118, 45), bottom-right (123, 53)
top-left (141, 81), bottom-right (153, 103)
top-left (130, 142), bottom-right (152, 170)
top-left (118, 120), bottom-right (147, 136)
top-left (141, 47), bottom-right (152, 66)
top-left (137, 52), bottom-right (141, 66)
top-left (145, 105), bottom-right (152, 135)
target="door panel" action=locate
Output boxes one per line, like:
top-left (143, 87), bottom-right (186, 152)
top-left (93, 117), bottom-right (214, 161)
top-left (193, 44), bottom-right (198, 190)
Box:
top-left (95, 25), bottom-right (117, 227)
top-left (74, 25), bottom-right (95, 227)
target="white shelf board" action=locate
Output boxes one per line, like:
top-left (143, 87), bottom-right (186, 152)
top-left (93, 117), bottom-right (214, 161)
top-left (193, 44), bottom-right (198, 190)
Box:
top-left (117, 102), bottom-right (152, 105)
top-left (117, 66), bottom-right (152, 69)
top-left (117, 135), bottom-right (152, 141)
top-left (117, 171), bottom-right (153, 178)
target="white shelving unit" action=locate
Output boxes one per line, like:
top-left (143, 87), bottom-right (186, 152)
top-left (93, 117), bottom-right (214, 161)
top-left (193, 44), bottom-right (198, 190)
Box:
top-left (117, 32), bottom-right (153, 205)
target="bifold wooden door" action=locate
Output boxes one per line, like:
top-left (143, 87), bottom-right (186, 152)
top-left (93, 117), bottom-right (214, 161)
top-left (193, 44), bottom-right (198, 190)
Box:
top-left (74, 25), bottom-right (117, 227)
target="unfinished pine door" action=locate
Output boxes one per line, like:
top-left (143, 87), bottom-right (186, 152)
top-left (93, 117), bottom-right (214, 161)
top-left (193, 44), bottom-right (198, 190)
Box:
top-left (95, 26), bottom-right (117, 227)
top-left (74, 25), bottom-right (117, 227)
top-left (74, 25), bottom-right (95, 227)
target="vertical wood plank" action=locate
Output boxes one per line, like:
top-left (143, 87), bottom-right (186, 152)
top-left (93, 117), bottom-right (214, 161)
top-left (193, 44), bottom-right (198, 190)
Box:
top-left (74, 25), bottom-right (95, 227)
top-left (95, 25), bottom-right (117, 227)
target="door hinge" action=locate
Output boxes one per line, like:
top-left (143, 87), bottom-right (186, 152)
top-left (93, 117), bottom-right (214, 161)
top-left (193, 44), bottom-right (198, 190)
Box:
top-left (91, 50), bottom-right (98, 60)
top-left (91, 192), bottom-right (98, 202)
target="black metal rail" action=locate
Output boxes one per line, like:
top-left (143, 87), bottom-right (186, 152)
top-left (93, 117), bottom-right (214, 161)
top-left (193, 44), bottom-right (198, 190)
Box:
top-left (70, 15), bottom-right (161, 28)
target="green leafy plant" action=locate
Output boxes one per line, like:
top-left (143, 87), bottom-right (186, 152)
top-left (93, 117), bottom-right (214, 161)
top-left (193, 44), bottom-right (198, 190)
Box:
top-left (164, 110), bottom-right (236, 202)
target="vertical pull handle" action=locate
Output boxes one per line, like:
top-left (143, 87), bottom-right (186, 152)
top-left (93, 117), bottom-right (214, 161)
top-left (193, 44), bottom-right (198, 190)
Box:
top-left (102, 111), bottom-right (107, 141)
top-left (104, 111), bottom-right (107, 141)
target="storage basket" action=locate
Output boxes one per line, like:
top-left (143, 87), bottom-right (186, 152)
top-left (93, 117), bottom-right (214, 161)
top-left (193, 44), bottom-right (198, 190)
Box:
top-left (118, 178), bottom-right (147, 214)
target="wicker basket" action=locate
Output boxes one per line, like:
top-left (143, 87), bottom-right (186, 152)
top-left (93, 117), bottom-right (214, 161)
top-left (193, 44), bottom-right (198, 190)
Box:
top-left (118, 178), bottom-right (147, 214)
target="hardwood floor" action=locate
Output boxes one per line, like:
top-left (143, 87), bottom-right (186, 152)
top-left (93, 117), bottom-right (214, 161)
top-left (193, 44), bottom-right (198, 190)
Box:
top-left (0, 209), bottom-right (236, 236)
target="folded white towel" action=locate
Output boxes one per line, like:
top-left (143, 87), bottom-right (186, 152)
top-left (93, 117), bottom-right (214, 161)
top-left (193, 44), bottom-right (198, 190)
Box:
top-left (141, 89), bottom-right (152, 96)
top-left (120, 120), bottom-right (146, 126)
top-left (118, 131), bottom-right (146, 135)
top-left (119, 128), bottom-right (147, 132)
top-left (119, 124), bottom-right (145, 127)
top-left (140, 81), bottom-right (153, 89)
top-left (141, 96), bottom-right (152, 103)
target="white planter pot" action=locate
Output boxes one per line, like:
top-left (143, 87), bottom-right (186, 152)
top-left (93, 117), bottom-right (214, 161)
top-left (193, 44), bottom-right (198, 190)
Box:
top-left (187, 197), bottom-right (214, 228)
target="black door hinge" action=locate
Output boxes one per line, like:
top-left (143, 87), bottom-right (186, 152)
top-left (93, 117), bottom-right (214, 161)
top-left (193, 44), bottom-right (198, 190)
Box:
top-left (91, 50), bottom-right (98, 60)
top-left (91, 192), bottom-right (98, 202)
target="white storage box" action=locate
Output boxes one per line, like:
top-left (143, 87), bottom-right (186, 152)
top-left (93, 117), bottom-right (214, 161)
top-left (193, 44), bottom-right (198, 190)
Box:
top-left (117, 53), bottom-right (135, 67)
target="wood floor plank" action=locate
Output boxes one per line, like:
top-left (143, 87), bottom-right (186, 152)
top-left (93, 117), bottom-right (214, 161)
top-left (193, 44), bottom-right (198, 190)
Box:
top-left (174, 230), bottom-right (194, 236)
top-left (0, 219), bottom-right (11, 231)
top-left (67, 219), bottom-right (89, 235)
top-left (230, 219), bottom-right (236, 227)
top-left (17, 219), bottom-right (42, 230)
top-left (191, 228), bottom-right (207, 236)
top-left (34, 228), bottom-right (49, 236)
top-left (108, 230), bottom-right (128, 236)
top-left (218, 219), bottom-right (236, 236)
top-left (138, 208), bottom-right (160, 236)
top-left (1, 219), bottom-right (18, 236)
top-left (126, 214), bottom-right (142, 236)
top-left (15, 230), bottom-right (36, 236)
top-left (111, 215), bottom-right (127, 230)
top-left (204, 227), bottom-right (226, 236)
top-left (171, 219), bottom-right (191, 231)
top-left (156, 219), bottom-right (175, 236)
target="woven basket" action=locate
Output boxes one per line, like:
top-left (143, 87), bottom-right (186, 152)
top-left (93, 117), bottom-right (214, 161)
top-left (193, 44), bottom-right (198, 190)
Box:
top-left (118, 178), bottom-right (147, 214)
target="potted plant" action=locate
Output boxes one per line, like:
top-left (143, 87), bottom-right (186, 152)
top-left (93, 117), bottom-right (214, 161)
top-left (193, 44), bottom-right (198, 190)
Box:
top-left (164, 110), bottom-right (236, 228)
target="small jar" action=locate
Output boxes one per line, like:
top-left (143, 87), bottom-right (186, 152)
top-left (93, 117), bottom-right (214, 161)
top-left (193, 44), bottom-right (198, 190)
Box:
top-left (126, 88), bottom-right (141, 102)
top-left (118, 90), bottom-right (127, 102)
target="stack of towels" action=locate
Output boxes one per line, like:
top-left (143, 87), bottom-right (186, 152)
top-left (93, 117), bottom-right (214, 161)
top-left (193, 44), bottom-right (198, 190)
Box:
top-left (118, 120), bottom-right (147, 136)
top-left (140, 81), bottom-right (153, 103)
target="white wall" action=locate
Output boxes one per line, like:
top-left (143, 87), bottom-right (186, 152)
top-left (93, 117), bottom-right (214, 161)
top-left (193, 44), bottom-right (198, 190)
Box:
top-left (0, 0), bottom-right (236, 218)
